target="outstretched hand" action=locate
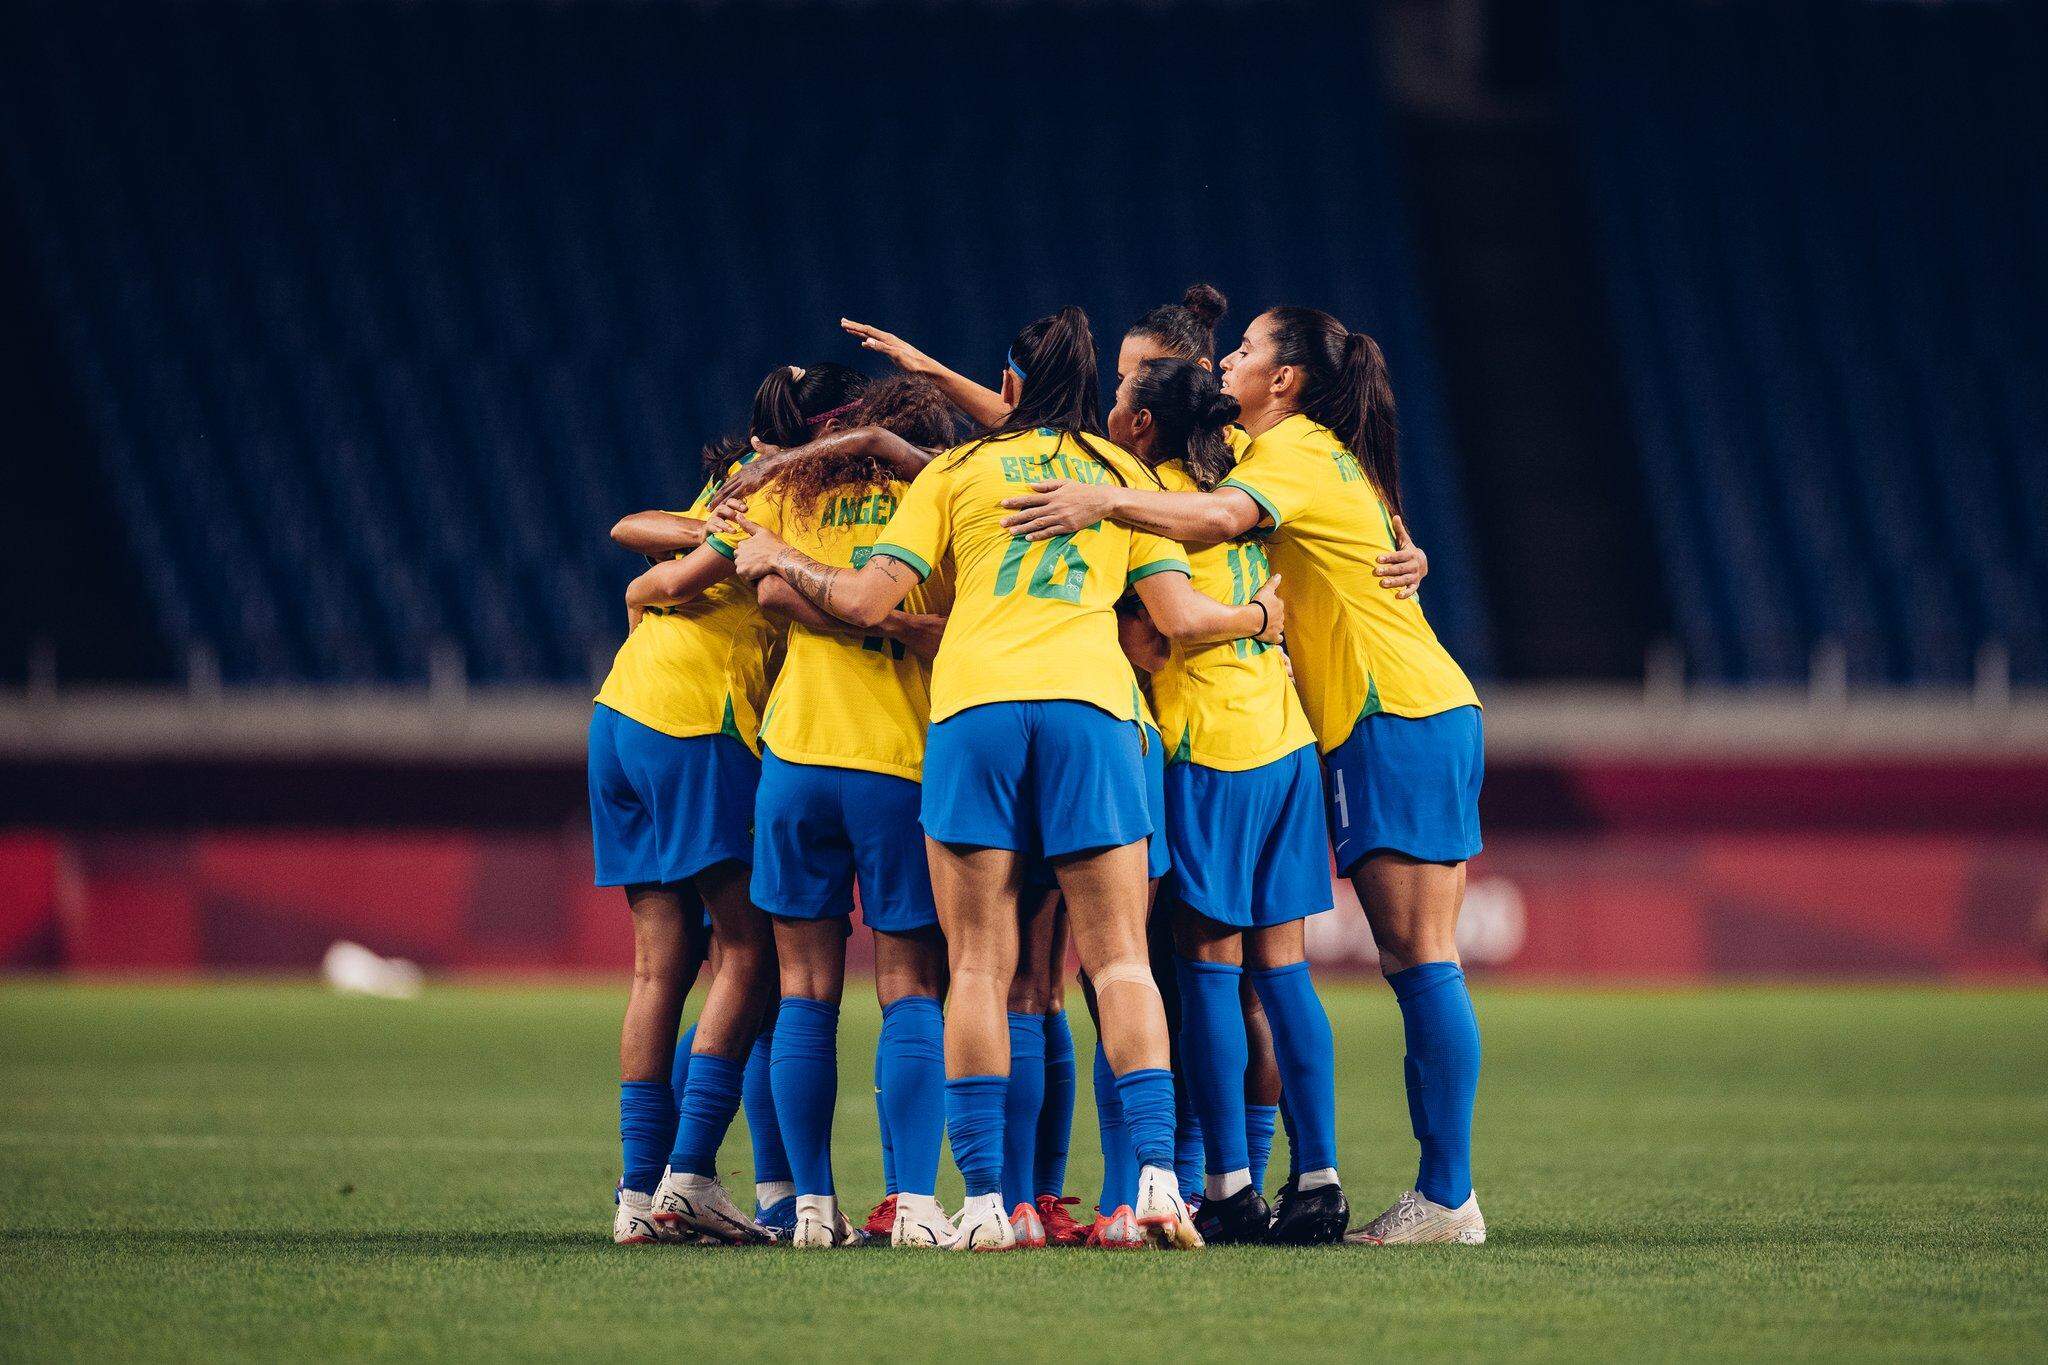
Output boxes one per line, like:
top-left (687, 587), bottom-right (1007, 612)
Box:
top-left (999, 480), bottom-right (1118, 541)
top-left (841, 318), bottom-right (936, 376)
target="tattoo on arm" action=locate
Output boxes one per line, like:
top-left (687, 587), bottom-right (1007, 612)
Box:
top-left (777, 550), bottom-right (843, 617)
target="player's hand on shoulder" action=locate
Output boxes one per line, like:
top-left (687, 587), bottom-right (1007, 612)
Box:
top-left (1000, 480), bottom-right (1114, 541)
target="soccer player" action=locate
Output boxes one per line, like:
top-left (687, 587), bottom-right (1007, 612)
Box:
top-left (725, 307), bottom-right (1283, 1251)
top-left (598, 363), bottom-right (866, 1245)
top-left (998, 306), bottom-right (1488, 1246)
top-left (641, 377), bottom-right (962, 1249)
top-left (1102, 355), bottom-right (1345, 1244)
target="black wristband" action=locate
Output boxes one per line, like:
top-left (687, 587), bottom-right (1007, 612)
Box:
top-left (1252, 599), bottom-right (1268, 637)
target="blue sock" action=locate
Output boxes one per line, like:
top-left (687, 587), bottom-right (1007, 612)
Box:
top-left (1114, 1067), bottom-right (1178, 1172)
top-left (1279, 1086), bottom-right (1301, 1184)
top-left (1251, 961), bottom-right (1337, 1174)
top-left (1246, 1104), bottom-right (1279, 1193)
top-left (619, 1079), bottom-right (676, 1195)
top-left (945, 1075), bottom-right (1008, 1198)
top-left (1387, 961), bottom-right (1481, 1208)
top-left (1174, 1086), bottom-right (1205, 1199)
top-left (1093, 1041), bottom-right (1137, 1211)
top-left (1175, 958), bottom-right (1251, 1184)
top-left (1035, 1010), bottom-right (1076, 1198)
top-left (744, 1025), bottom-right (792, 1193)
top-left (669, 1052), bottom-right (744, 1177)
top-left (875, 1023), bottom-right (897, 1196)
top-left (878, 995), bottom-right (945, 1198)
top-left (668, 1023), bottom-right (697, 1113)
top-left (1001, 1012), bottom-right (1046, 1212)
top-left (769, 997), bottom-right (838, 1198)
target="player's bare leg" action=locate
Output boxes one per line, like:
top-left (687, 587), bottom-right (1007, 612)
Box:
top-left (615, 885), bottom-right (709, 1243)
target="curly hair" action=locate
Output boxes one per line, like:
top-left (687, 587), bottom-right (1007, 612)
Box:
top-left (774, 375), bottom-right (959, 519)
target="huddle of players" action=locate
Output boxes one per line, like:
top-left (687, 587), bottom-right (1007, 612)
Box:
top-left (591, 286), bottom-right (1487, 1251)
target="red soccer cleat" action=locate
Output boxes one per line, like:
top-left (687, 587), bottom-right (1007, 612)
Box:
top-left (1084, 1205), bottom-right (1145, 1249)
top-left (861, 1194), bottom-right (898, 1241)
top-left (1036, 1194), bottom-right (1089, 1247)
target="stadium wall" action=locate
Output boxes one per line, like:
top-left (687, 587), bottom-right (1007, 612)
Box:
top-left (4, 691), bottom-right (2043, 981)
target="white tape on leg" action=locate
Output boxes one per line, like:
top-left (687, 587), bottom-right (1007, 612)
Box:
top-left (1091, 961), bottom-right (1159, 995)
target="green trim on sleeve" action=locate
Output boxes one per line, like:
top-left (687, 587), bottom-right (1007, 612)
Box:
top-left (1126, 558), bottom-right (1192, 586)
top-left (705, 535), bottom-right (736, 559)
top-left (1218, 478), bottom-right (1281, 535)
top-left (869, 542), bottom-right (932, 581)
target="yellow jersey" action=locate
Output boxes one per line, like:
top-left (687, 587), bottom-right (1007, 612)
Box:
top-left (1219, 414), bottom-right (1478, 750)
top-left (873, 428), bottom-right (1190, 725)
top-left (593, 458), bottom-right (782, 752)
top-left (707, 479), bottom-right (952, 782)
top-left (1147, 460), bottom-right (1317, 771)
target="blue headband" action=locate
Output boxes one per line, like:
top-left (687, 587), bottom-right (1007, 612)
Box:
top-left (1006, 349), bottom-right (1027, 382)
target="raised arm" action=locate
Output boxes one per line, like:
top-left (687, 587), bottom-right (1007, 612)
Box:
top-left (612, 510), bottom-right (707, 558)
top-left (1000, 481), bottom-right (1262, 547)
top-left (841, 319), bottom-right (1011, 429)
top-left (1132, 571), bottom-right (1286, 647)
top-left (715, 425), bottom-right (936, 508)
top-left (623, 542), bottom-right (735, 607)
top-left (725, 514), bottom-right (917, 629)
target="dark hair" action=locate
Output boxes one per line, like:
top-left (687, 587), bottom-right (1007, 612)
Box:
top-left (776, 376), bottom-right (959, 518)
top-left (1126, 283), bottom-right (1228, 363)
top-left (858, 375), bottom-right (960, 452)
top-left (702, 362), bottom-right (872, 480)
top-left (1261, 307), bottom-right (1401, 516)
top-left (950, 306), bottom-right (1135, 482)
top-left (1125, 358), bottom-right (1241, 489)
top-left (750, 362), bottom-right (872, 449)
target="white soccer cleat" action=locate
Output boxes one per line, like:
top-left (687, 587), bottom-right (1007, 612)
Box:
top-left (890, 1193), bottom-right (958, 1249)
top-left (613, 1186), bottom-right (665, 1245)
top-left (651, 1168), bottom-right (771, 1245)
top-left (792, 1196), bottom-right (867, 1249)
top-left (1133, 1165), bottom-right (1204, 1249)
top-left (1344, 1189), bottom-right (1487, 1245)
top-left (947, 1192), bottom-right (1018, 1252)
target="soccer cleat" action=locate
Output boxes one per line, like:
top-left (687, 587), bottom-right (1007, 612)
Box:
top-left (889, 1193), bottom-right (958, 1249)
top-left (1084, 1206), bottom-right (1144, 1250)
top-left (1036, 1194), bottom-right (1089, 1247)
top-left (947, 1193), bottom-right (1018, 1252)
top-left (861, 1194), bottom-right (899, 1242)
top-left (1345, 1189), bottom-right (1486, 1246)
top-left (650, 1169), bottom-right (771, 1245)
top-left (792, 1196), bottom-right (859, 1249)
top-left (1193, 1184), bottom-right (1273, 1245)
top-left (1133, 1164), bottom-right (1204, 1249)
top-left (613, 1185), bottom-right (664, 1245)
top-left (1266, 1180), bottom-right (1348, 1245)
top-left (755, 1194), bottom-right (798, 1244)
top-left (1008, 1201), bottom-right (1047, 1249)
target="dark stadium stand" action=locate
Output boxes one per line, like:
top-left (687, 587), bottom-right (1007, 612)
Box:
top-left (2, 0), bottom-right (1490, 685)
top-left (1563, 1), bottom-right (2048, 686)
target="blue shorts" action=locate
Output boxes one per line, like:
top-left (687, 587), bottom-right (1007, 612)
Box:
top-left (752, 751), bottom-right (938, 935)
top-left (1142, 726), bottom-right (1172, 881)
top-left (922, 701), bottom-right (1151, 861)
top-left (1323, 705), bottom-right (1484, 873)
top-left (1166, 744), bottom-right (1333, 928)
top-left (587, 704), bottom-right (758, 887)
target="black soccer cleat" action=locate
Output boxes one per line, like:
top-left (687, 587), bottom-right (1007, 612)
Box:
top-left (1264, 1181), bottom-right (1349, 1245)
top-left (1192, 1184), bottom-right (1272, 1245)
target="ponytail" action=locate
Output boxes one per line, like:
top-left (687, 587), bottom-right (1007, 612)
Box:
top-left (1263, 306), bottom-right (1402, 517)
top-left (1126, 282), bottom-right (1230, 364)
top-left (951, 306), bottom-right (1141, 484)
top-left (751, 365), bottom-right (810, 450)
top-left (1125, 358), bottom-right (1241, 490)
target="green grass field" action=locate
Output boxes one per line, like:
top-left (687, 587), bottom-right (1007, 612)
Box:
top-left (2, 981), bottom-right (2044, 1361)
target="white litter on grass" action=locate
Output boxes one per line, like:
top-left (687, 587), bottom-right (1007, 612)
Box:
top-left (321, 941), bottom-right (424, 999)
